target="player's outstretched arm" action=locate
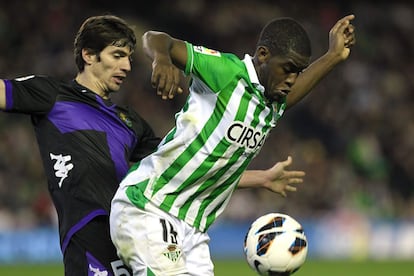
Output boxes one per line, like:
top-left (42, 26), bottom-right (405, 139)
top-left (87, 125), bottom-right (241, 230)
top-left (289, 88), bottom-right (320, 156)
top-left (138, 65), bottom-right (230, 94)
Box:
top-left (286, 14), bottom-right (356, 108)
top-left (238, 156), bottom-right (305, 197)
top-left (142, 31), bottom-right (188, 100)
top-left (0, 80), bottom-right (6, 110)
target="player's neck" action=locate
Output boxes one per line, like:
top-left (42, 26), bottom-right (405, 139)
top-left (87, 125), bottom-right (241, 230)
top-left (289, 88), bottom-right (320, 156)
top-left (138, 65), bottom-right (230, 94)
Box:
top-left (75, 73), bottom-right (110, 99)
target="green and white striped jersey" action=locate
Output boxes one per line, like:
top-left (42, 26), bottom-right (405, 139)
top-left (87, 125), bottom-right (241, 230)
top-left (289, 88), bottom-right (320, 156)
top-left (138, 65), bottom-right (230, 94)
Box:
top-left (122, 42), bottom-right (286, 232)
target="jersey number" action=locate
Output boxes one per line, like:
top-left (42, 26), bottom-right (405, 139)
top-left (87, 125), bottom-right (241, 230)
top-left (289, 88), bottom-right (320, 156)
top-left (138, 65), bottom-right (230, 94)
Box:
top-left (160, 218), bottom-right (178, 244)
top-left (111, 260), bottom-right (131, 276)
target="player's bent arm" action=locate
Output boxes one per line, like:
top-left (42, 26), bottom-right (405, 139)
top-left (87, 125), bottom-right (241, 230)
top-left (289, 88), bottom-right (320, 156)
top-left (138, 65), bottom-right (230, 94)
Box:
top-left (286, 52), bottom-right (344, 108)
top-left (142, 31), bottom-right (187, 99)
top-left (142, 31), bottom-right (187, 69)
top-left (237, 156), bottom-right (305, 197)
top-left (286, 14), bottom-right (356, 108)
top-left (0, 80), bottom-right (6, 110)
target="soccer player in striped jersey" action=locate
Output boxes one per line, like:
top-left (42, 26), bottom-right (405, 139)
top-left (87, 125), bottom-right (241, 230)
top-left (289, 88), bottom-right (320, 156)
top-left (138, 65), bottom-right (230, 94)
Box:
top-left (110, 15), bottom-right (355, 275)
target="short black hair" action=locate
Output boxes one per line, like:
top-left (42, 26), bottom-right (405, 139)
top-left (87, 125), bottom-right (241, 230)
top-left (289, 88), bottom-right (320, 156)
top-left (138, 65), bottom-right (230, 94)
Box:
top-left (257, 17), bottom-right (311, 60)
top-left (74, 15), bottom-right (136, 71)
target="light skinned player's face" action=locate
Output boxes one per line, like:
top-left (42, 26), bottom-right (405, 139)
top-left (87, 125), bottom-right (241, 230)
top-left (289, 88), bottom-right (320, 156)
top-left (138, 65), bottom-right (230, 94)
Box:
top-left (260, 50), bottom-right (309, 103)
top-left (89, 45), bottom-right (132, 95)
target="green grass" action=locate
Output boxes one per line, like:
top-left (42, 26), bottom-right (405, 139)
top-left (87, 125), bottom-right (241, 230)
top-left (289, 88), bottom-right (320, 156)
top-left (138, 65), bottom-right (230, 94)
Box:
top-left (214, 259), bottom-right (414, 276)
top-left (0, 263), bottom-right (63, 276)
top-left (1, 259), bottom-right (413, 275)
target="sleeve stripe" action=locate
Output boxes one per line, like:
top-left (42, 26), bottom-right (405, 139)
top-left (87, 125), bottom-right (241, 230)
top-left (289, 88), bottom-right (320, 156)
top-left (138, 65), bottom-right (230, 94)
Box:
top-left (184, 42), bottom-right (194, 75)
top-left (4, 80), bottom-right (13, 110)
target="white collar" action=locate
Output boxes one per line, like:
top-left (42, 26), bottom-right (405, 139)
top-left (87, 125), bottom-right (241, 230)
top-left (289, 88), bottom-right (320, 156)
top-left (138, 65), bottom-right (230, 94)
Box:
top-left (242, 54), bottom-right (264, 93)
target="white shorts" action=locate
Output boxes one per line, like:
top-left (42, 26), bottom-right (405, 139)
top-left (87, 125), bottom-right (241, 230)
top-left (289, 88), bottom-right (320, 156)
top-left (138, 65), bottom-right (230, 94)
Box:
top-left (110, 186), bottom-right (214, 276)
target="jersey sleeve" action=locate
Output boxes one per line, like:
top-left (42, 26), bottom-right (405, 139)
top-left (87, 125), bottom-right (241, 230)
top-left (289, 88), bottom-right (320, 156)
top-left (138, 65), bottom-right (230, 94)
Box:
top-left (3, 75), bottom-right (60, 115)
top-left (184, 42), bottom-right (241, 93)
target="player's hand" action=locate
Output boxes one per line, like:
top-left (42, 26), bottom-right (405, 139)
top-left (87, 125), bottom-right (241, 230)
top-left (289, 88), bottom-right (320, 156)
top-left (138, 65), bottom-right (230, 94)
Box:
top-left (328, 14), bottom-right (356, 61)
top-left (262, 156), bottom-right (305, 197)
top-left (151, 55), bottom-right (183, 100)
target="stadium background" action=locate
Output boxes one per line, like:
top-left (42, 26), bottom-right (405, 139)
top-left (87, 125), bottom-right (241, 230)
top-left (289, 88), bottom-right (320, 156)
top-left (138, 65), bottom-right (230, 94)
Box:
top-left (0, 0), bottom-right (413, 274)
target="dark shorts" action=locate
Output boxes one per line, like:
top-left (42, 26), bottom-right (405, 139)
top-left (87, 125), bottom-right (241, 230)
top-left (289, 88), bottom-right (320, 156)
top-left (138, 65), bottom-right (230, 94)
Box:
top-left (63, 216), bottom-right (132, 276)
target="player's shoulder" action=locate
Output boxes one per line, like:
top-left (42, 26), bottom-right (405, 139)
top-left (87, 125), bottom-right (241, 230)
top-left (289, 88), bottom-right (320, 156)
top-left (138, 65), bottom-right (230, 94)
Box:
top-left (13, 74), bottom-right (57, 82)
top-left (191, 45), bottom-right (222, 57)
top-left (11, 75), bottom-right (70, 94)
top-left (190, 44), bottom-right (241, 62)
top-left (12, 74), bottom-right (66, 88)
top-left (191, 47), bottom-right (244, 72)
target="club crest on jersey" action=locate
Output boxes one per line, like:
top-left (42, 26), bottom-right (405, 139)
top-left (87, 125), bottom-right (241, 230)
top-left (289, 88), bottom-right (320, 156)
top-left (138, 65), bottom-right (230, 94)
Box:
top-left (225, 121), bottom-right (267, 153)
top-left (119, 112), bottom-right (132, 128)
top-left (193, 46), bottom-right (221, 57)
top-left (163, 244), bottom-right (182, 263)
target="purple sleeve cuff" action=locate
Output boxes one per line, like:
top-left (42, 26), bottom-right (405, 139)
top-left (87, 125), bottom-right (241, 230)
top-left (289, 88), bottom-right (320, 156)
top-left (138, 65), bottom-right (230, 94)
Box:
top-left (4, 79), bottom-right (13, 110)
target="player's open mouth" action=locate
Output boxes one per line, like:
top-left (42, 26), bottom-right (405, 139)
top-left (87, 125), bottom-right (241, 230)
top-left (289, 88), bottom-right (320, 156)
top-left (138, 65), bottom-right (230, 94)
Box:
top-left (280, 89), bottom-right (290, 96)
top-left (277, 90), bottom-right (289, 97)
top-left (113, 76), bottom-right (125, 85)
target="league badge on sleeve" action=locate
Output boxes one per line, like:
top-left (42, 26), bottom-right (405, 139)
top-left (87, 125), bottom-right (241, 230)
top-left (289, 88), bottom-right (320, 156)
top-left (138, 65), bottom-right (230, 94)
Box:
top-left (193, 46), bottom-right (221, 57)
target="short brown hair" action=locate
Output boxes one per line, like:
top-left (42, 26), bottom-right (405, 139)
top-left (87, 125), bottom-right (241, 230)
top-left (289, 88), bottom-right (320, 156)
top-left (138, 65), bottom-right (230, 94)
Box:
top-left (74, 15), bottom-right (136, 71)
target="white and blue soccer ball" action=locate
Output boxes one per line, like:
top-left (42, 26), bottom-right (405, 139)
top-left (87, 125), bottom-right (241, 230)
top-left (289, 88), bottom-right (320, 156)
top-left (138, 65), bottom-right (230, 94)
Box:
top-left (244, 213), bottom-right (308, 275)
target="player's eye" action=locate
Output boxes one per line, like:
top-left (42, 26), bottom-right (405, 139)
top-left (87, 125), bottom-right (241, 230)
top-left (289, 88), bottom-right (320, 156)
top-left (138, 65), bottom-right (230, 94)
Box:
top-left (284, 64), bottom-right (302, 75)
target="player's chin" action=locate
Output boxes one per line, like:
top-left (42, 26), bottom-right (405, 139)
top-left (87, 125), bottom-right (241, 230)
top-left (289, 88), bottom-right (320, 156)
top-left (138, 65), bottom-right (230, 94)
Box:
top-left (271, 94), bottom-right (287, 104)
top-left (266, 90), bottom-right (288, 103)
top-left (109, 83), bottom-right (122, 92)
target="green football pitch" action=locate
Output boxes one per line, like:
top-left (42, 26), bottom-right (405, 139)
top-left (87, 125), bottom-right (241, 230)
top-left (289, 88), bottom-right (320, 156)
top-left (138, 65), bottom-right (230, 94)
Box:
top-left (1, 259), bottom-right (413, 275)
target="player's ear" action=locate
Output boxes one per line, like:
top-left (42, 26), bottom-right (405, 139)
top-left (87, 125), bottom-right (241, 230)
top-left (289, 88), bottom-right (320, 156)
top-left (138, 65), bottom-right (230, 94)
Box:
top-left (81, 48), bottom-right (96, 65)
top-left (255, 46), bottom-right (271, 64)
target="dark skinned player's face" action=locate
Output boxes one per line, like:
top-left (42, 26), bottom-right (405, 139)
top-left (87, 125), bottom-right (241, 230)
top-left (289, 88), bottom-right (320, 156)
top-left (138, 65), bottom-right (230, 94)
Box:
top-left (257, 48), bottom-right (310, 103)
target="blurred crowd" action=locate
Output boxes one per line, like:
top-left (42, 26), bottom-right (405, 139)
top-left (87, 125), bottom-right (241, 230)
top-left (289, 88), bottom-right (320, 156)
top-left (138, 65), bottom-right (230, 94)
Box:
top-left (0, 0), bottom-right (413, 230)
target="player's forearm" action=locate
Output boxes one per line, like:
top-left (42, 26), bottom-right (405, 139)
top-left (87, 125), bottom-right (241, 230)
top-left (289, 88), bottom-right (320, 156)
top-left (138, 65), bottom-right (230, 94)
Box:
top-left (238, 170), bottom-right (266, 189)
top-left (142, 31), bottom-right (174, 62)
top-left (286, 52), bottom-right (343, 108)
top-left (0, 80), bottom-right (6, 110)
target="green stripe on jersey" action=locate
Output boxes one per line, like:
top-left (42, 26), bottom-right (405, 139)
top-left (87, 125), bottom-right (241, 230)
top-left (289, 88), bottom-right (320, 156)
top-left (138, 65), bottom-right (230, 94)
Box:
top-left (152, 79), bottom-right (237, 198)
top-left (197, 150), bottom-right (254, 229)
top-left (175, 139), bottom-right (231, 219)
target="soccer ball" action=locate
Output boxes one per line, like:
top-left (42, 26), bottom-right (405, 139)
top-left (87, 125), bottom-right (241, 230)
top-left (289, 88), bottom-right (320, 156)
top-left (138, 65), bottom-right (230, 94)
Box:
top-left (244, 213), bottom-right (308, 275)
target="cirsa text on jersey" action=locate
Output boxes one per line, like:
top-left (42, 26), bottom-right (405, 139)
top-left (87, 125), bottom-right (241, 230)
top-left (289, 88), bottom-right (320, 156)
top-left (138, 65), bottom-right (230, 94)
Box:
top-left (225, 121), bottom-right (267, 153)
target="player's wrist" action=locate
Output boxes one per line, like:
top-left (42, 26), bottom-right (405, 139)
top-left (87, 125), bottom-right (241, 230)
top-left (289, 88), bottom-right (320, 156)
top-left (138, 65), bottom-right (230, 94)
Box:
top-left (152, 50), bottom-right (172, 63)
top-left (326, 47), bottom-right (351, 63)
